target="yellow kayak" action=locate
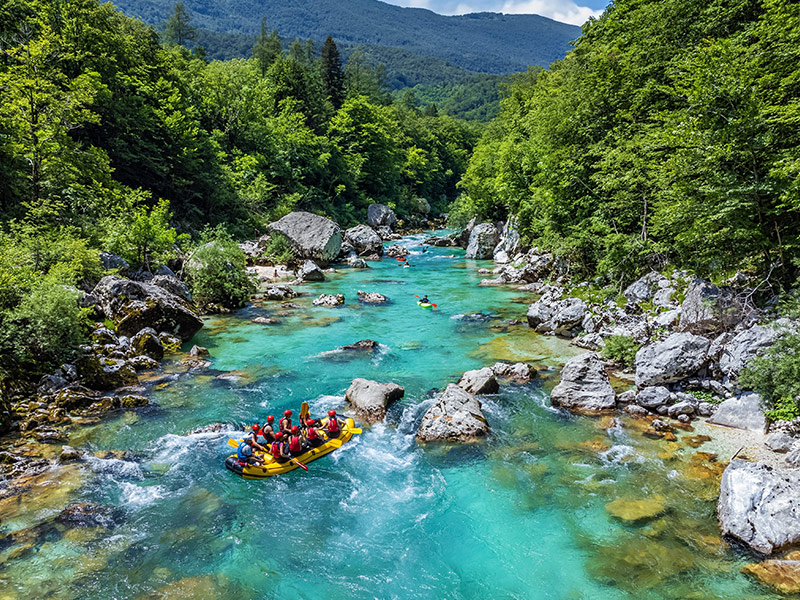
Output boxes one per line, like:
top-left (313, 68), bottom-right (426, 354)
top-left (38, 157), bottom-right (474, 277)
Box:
top-left (225, 417), bottom-right (357, 479)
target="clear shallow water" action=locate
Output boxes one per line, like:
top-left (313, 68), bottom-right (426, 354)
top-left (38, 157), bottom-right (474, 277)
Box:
top-left (0, 234), bottom-right (775, 599)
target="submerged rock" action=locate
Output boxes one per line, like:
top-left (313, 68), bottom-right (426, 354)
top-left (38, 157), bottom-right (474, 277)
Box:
top-left (550, 353), bottom-right (615, 413)
top-left (718, 460), bottom-right (800, 555)
top-left (267, 211), bottom-right (342, 266)
top-left (606, 497), bottom-right (667, 523)
top-left (491, 362), bottom-right (536, 383)
top-left (417, 384), bottom-right (489, 442)
top-left (345, 378), bottom-right (404, 423)
top-left (742, 555), bottom-right (800, 594)
top-left (356, 290), bottom-right (388, 304)
top-left (56, 502), bottom-right (120, 529)
top-left (263, 284), bottom-right (296, 300)
top-left (342, 339), bottom-right (380, 351)
top-left (457, 368), bottom-right (499, 395)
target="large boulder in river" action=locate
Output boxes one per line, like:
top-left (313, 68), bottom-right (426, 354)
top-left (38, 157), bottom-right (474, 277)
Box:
top-left (297, 260), bottom-right (325, 282)
top-left (92, 276), bottom-right (202, 342)
top-left (680, 278), bottom-right (742, 334)
top-left (550, 352), bottom-right (616, 413)
top-left (267, 211), bottom-right (342, 266)
top-left (465, 223), bottom-right (500, 259)
top-left (367, 204), bottom-right (397, 230)
top-left (491, 362), bottom-right (536, 383)
top-left (417, 384), bottom-right (490, 442)
top-left (457, 368), bottom-right (499, 395)
top-left (344, 225), bottom-right (384, 257)
top-left (345, 378), bottom-right (404, 423)
top-left (131, 328), bottom-right (164, 361)
top-left (708, 393), bottom-right (766, 431)
top-left (634, 332), bottom-right (709, 387)
top-left (718, 460), bottom-right (800, 555)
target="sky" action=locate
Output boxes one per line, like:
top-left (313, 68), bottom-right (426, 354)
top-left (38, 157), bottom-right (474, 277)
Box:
top-left (380, 0), bottom-right (608, 25)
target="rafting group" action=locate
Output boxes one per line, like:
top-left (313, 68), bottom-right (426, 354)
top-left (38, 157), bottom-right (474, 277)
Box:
top-left (226, 405), bottom-right (360, 479)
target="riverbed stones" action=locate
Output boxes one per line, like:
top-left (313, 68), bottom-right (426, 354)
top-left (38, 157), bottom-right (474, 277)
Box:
top-left (465, 223), bottom-right (499, 259)
top-left (92, 276), bottom-right (203, 342)
top-left (634, 332), bottom-right (710, 387)
top-left (606, 496), bottom-right (667, 523)
top-left (680, 278), bottom-right (741, 334)
top-left (742, 555), bottom-right (800, 594)
top-left (59, 445), bottom-right (81, 463)
top-left (636, 386), bottom-right (671, 410)
top-left (457, 368), bottom-right (499, 395)
top-left (344, 224), bottom-right (384, 257)
top-left (491, 362), bottom-right (536, 383)
top-left (367, 204), bottom-right (397, 230)
top-left (708, 393), bottom-right (766, 431)
top-left (718, 459), bottom-right (800, 555)
top-left (267, 211), bottom-right (342, 266)
top-left (313, 293), bottom-right (345, 307)
top-left (550, 353), bottom-right (616, 413)
top-left (263, 284), bottom-right (296, 300)
top-left (417, 384), bottom-right (489, 442)
top-left (345, 378), bottom-right (405, 423)
top-left (356, 290), bottom-right (388, 304)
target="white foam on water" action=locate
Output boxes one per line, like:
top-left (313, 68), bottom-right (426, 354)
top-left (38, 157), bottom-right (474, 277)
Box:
top-left (119, 482), bottom-right (166, 507)
top-left (308, 394), bottom-right (345, 415)
top-left (85, 456), bottom-right (144, 480)
top-left (599, 444), bottom-right (644, 465)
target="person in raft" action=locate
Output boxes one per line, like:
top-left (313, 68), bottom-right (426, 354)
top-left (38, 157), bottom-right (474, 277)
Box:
top-left (278, 409), bottom-right (293, 435)
top-left (237, 436), bottom-right (265, 467)
top-left (288, 426), bottom-right (307, 457)
top-left (304, 418), bottom-right (323, 448)
top-left (270, 432), bottom-right (292, 463)
top-left (257, 415), bottom-right (276, 444)
top-left (326, 410), bottom-right (341, 439)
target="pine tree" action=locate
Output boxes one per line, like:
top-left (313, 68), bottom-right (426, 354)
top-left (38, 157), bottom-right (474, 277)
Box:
top-left (252, 17), bottom-right (282, 75)
top-left (321, 36), bottom-right (344, 109)
top-left (162, 1), bottom-right (196, 47)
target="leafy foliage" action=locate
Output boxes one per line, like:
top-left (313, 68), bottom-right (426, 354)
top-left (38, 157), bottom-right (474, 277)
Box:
top-left (104, 196), bottom-right (178, 271)
top-left (740, 332), bottom-right (800, 422)
top-left (185, 229), bottom-right (255, 309)
top-left (600, 335), bottom-right (640, 371)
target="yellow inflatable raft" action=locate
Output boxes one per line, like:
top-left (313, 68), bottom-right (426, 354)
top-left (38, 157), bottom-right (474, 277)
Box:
top-left (225, 417), bottom-right (357, 479)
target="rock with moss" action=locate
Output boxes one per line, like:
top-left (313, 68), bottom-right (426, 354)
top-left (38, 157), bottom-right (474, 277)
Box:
top-left (53, 386), bottom-right (99, 410)
top-left (119, 394), bottom-right (148, 408)
top-left (131, 328), bottom-right (164, 360)
top-left (92, 276), bottom-right (202, 342)
top-left (76, 355), bottom-right (138, 391)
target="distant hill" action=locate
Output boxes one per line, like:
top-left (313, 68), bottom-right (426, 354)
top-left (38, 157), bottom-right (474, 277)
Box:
top-left (110, 0), bottom-right (581, 74)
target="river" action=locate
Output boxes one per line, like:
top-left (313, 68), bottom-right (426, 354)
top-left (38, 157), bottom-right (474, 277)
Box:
top-left (0, 233), bottom-right (770, 599)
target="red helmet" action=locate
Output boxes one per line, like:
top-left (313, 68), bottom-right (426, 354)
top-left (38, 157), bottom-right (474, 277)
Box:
top-left (266, 415), bottom-right (274, 422)
top-left (291, 426), bottom-right (299, 434)
top-left (284, 410), bottom-right (292, 417)
top-left (274, 432), bottom-right (283, 440)
top-left (252, 424), bottom-right (259, 432)
top-left (328, 410), bottom-right (336, 416)
top-left (306, 419), bottom-right (314, 426)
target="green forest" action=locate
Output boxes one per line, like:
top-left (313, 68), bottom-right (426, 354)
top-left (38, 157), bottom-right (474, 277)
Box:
top-left (0, 0), bottom-right (479, 385)
top-left (455, 0), bottom-right (800, 287)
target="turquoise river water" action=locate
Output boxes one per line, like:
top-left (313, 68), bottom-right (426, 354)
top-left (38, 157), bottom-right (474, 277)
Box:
top-left (0, 233), bottom-right (778, 599)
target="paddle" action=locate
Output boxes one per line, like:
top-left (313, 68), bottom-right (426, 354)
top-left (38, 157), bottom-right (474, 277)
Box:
top-left (299, 401), bottom-right (309, 423)
top-left (348, 428), bottom-right (363, 434)
top-left (413, 294), bottom-right (437, 308)
top-left (227, 438), bottom-right (308, 471)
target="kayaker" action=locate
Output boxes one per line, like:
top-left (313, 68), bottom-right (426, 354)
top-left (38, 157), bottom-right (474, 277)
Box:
top-left (304, 418), bottom-right (323, 448)
top-left (421, 295), bottom-right (429, 304)
top-left (237, 437), bottom-right (264, 466)
top-left (288, 426), bottom-right (306, 457)
top-left (326, 410), bottom-right (341, 439)
top-left (278, 409), bottom-right (293, 435)
top-left (270, 433), bottom-right (290, 463)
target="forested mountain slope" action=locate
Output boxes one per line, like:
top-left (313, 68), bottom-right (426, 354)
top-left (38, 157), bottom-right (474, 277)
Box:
top-left (110, 0), bottom-right (581, 74)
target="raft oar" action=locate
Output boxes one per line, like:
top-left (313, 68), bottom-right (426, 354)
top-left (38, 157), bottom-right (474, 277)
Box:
top-left (227, 438), bottom-right (308, 471)
top-left (413, 294), bottom-right (437, 308)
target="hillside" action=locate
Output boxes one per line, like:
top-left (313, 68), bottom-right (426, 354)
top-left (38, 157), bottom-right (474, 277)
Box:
top-left (110, 0), bottom-right (581, 74)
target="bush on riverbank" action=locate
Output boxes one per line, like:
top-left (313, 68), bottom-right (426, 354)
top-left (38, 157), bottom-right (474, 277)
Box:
top-left (740, 333), bottom-right (800, 422)
top-left (185, 230), bottom-right (255, 310)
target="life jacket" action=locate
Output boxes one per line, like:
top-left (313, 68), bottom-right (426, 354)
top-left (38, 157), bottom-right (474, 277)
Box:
top-left (259, 424), bottom-right (274, 439)
top-left (237, 442), bottom-right (252, 463)
top-left (289, 435), bottom-right (302, 453)
top-left (306, 426), bottom-right (318, 440)
top-left (327, 417), bottom-right (340, 432)
top-left (279, 417), bottom-right (291, 431)
top-left (271, 442), bottom-right (282, 458)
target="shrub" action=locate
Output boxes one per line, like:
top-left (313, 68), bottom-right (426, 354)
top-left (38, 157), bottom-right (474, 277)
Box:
top-left (259, 234), bottom-right (295, 265)
top-left (601, 335), bottom-right (641, 371)
top-left (739, 332), bottom-right (800, 421)
top-left (186, 230), bottom-right (255, 309)
top-left (105, 194), bottom-right (178, 271)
